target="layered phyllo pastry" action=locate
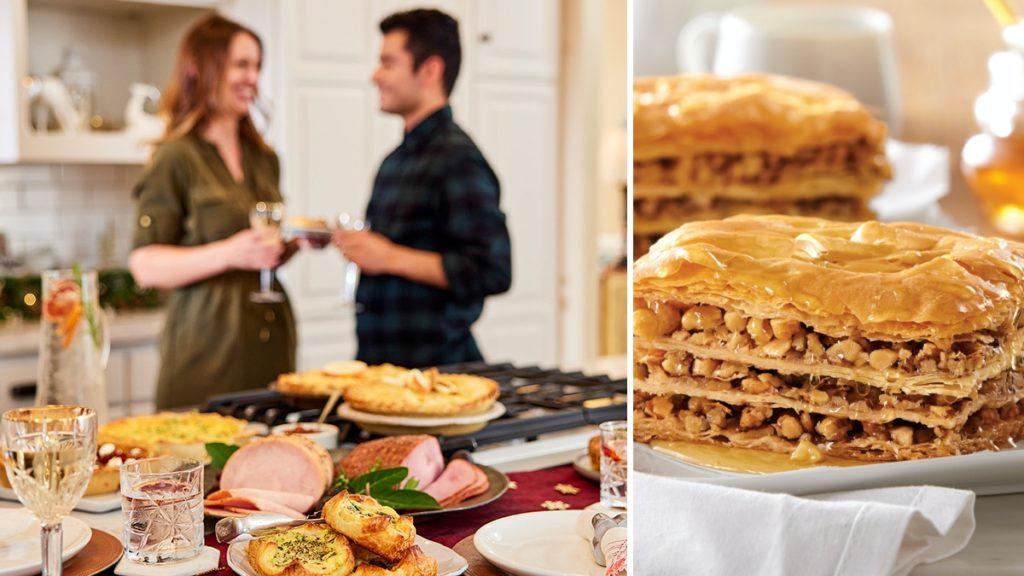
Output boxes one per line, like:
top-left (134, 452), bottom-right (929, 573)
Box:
top-left (632, 74), bottom-right (892, 257)
top-left (633, 215), bottom-right (1024, 462)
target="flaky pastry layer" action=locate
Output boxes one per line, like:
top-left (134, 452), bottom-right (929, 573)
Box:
top-left (635, 215), bottom-right (1024, 341)
top-left (634, 74), bottom-right (888, 159)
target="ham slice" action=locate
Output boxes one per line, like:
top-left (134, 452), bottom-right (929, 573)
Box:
top-left (439, 464), bottom-right (490, 507)
top-left (422, 459), bottom-right (480, 504)
top-left (340, 435), bottom-right (444, 489)
top-left (220, 436), bottom-right (334, 500)
top-left (204, 489), bottom-right (306, 519)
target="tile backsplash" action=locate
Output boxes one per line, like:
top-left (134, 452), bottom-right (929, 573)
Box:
top-left (0, 164), bottom-right (142, 270)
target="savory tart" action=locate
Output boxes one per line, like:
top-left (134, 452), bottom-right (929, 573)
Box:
top-left (632, 74), bottom-right (891, 256)
top-left (634, 215), bottom-right (1024, 461)
top-left (276, 363), bottom-right (408, 398)
top-left (247, 522), bottom-right (355, 576)
top-left (99, 412), bottom-right (253, 460)
top-left (352, 546), bottom-right (437, 576)
top-left (322, 492), bottom-right (416, 564)
top-left (343, 369), bottom-right (500, 416)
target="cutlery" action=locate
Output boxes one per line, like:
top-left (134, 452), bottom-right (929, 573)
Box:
top-left (215, 513), bottom-right (325, 543)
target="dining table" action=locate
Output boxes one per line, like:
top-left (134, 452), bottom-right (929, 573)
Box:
top-left (0, 463), bottom-right (602, 575)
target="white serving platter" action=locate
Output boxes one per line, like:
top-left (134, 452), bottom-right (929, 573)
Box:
top-left (227, 535), bottom-right (467, 576)
top-left (0, 486), bottom-right (121, 513)
top-left (636, 443), bottom-right (1024, 496)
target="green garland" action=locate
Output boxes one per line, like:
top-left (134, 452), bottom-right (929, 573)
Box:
top-left (0, 268), bottom-right (161, 324)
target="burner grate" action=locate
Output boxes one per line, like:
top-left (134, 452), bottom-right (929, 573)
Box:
top-left (201, 362), bottom-right (626, 455)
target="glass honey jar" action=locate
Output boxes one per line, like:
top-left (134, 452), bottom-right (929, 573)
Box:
top-left (963, 41), bottom-right (1024, 236)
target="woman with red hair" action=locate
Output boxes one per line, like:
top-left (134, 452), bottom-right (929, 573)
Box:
top-left (129, 15), bottom-right (296, 408)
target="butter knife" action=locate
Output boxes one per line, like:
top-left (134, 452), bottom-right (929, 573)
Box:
top-left (215, 513), bottom-right (325, 543)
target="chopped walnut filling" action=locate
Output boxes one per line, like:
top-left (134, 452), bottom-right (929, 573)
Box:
top-left (634, 348), bottom-right (1024, 423)
top-left (635, 391), bottom-right (1024, 450)
top-left (634, 300), bottom-right (1006, 378)
top-left (633, 139), bottom-right (887, 189)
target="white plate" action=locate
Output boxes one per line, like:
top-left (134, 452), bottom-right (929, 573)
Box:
top-left (0, 487), bottom-right (121, 513)
top-left (0, 509), bottom-right (91, 576)
top-left (573, 452), bottom-right (600, 483)
top-left (636, 443), bottom-right (1024, 496)
top-left (872, 140), bottom-right (950, 219)
top-left (337, 402), bottom-right (506, 427)
top-left (227, 535), bottom-right (467, 576)
top-left (474, 511), bottom-right (602, 576)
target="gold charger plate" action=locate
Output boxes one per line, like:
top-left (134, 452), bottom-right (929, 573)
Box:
top-left (63, 529), bottom-right (123, 576)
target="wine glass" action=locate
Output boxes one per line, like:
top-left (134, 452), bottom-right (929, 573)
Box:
top-left (1, 406), bottom-right (97, 576)
top-left (250, 201), bottom-right (286, 304)
top-left (336, 213), bottom-right (369, 305)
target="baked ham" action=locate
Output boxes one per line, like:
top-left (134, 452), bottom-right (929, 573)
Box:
top-left (212, 436), bottom-right (334, 518)
top-left (339, 435), bottom-right (444, 489)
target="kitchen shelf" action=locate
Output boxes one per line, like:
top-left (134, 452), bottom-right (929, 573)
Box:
top-left (0, 0), bottom-right (215, 165)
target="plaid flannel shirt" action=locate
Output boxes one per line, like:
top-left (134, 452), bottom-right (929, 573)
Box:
top-left (355, 106), bottom-right (512, 367)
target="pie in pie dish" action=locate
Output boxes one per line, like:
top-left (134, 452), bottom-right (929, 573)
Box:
top-left (633, 215), bottom-right (1024, 462)
top-left (633, 74), bottom-right (891, 257)
top-left (343, 368), bottom-right (500, 416)
top-left (276, 362), bottom-right (409, 397)
top-left (99, 412), bottom-right (254, 460)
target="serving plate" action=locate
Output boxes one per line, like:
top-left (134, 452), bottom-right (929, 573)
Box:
top-left (0, 487), bottom-right (121, 514)
top-left (227, 535), bottom-right (468, 576)
top-left (635, 442), bottom-right (1024, 496)
top-left (0, 509), bottom-right (91, 576)
top-left (473, 510), bottom-right (602, 576)
top-left (337, 402), bottom-right (506, 436)
top-left (408, 462), bottom-right (509, 518)
top-left (573, 452), bottom-right (600, 483)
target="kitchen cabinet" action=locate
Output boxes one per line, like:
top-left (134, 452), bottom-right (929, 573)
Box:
top-left (277, 0), bottom-right (561, 367)
top-left (0, 0), bottom-right (218, 164)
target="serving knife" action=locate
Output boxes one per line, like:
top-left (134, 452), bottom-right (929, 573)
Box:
top-left (215, 513), bottom-right (326, 543)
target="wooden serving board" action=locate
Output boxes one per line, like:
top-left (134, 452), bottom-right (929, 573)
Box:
top-left (453, 535), bottom-right (506, 576)
top-left (63, 529), bottom-right (123, 576)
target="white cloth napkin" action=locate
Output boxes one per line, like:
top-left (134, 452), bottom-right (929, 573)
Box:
top-left (114, 546), bottom-right (221, 576)
top-left (636, 473), bottom-right (975, 576)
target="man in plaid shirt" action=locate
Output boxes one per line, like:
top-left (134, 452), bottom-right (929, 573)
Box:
top-left (333, 9), bottom-right (512, 367)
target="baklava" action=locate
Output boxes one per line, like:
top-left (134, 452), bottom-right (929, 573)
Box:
top-left (634, 215), bottom-right (1024, 462)
top-left (633, 74), bottom-right (892, 257)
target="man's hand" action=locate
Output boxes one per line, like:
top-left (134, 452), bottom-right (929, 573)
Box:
top-left (332, 229), bottom-right (397, 275)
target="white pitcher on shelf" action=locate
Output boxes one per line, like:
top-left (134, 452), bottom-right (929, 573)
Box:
top-left (125, 83), bottom-right (165, 139)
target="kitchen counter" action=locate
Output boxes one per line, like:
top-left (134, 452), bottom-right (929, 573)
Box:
top-left (912, 493), bottom-right (1024, 575)
top-left (0, 309), bottom-right (165, 358)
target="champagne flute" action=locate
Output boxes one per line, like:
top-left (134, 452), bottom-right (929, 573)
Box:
top-left (250, 201), bottom-right (286, 304)
top-left (336, 213), bottom-right (369, 305)
top-left (1, 406), bottom-right (97, 576)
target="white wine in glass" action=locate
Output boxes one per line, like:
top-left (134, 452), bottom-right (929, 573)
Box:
top-left (250, 201), bottom-right (286, 304)
top-left (2, 406), bottom-right (97, 576)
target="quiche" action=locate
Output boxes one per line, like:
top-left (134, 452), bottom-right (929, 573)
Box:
top-left (322, 492), bottom-right (416, 565)
top-left (99, 412), bottom-right (254, 461)
top-left (343, 369), bottom-right (500, 416)
top-left (248, 523), bottom-right (355, 576)
top-left (352, 546), bottom-right (436, 576)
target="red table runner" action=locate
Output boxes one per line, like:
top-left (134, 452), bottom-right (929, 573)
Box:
top-left (203, 463), bottom-right (600, 573)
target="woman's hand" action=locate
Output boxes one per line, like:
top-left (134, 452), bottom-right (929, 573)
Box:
top-left (222, 228), bottom-right (284, 270)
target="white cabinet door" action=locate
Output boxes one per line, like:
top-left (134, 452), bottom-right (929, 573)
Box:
top-left (127, 345), bottom-right (161, 409)
top-left (471, 81), bottom-right (558, 365)
top-left (0, 356), bottom-right (39, 412)
top-left (474, 0), bottom-right (558, 80)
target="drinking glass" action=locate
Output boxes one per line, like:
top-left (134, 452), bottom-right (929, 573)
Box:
top-left (120, 457), bottom-right (204, 563)
top-left (250, 201), bottom-right (286, 304)
top-left (1, 406), bottom-right (97, 576)
top-left (599, 420), bottom-right (627, 509)
top-left (336, 213), bottom-right (369, 304)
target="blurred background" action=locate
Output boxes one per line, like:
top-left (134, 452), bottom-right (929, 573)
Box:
top-left (635, 0), bottom-right (1024, 236)
top-left (0, 0), bottom-right (627, 415)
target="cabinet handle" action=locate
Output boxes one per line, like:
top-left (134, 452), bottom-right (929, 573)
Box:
top-left (479, 32), bottom-right (492, 43)
top-left (9, 382), bottom-right (36, 400)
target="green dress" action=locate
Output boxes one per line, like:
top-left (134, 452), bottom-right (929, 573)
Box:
top-left (132, 133), bottom-right (296, 409)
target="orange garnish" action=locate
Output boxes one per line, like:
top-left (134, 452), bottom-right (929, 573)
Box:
top-left (59, 303), bottom-right (82, 348)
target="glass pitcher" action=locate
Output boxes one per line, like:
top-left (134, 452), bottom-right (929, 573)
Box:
top-left (35, 269), bottom-right (110, 423)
